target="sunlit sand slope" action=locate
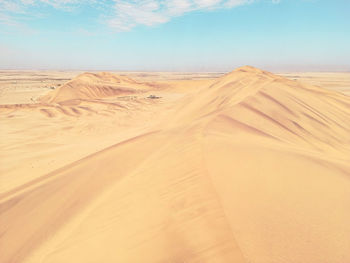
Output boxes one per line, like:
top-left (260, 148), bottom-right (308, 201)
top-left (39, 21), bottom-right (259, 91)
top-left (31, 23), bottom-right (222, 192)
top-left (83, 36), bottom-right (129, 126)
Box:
top-left (1, 66), bottom-right (349, 263)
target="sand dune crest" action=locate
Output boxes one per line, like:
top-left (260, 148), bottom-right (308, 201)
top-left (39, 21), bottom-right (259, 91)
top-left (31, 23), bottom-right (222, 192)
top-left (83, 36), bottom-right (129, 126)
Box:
top-left (1, 67), bottom-right (350, 263)
top-left (40, 72), bottom-right (150, 105)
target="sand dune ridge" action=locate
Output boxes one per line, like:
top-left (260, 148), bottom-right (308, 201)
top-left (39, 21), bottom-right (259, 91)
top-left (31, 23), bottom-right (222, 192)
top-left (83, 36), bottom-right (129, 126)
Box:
top-left (1, 67), bottom-right (350, 263)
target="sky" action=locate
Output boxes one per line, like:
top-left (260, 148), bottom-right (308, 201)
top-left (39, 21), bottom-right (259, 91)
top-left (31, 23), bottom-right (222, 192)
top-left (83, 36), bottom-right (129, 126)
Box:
top-left (0, 0), bottom-right (349, 71)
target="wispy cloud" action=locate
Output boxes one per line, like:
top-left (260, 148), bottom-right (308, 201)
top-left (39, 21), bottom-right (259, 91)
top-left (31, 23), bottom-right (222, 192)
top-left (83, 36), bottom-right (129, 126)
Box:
top-left (106, 0), bottom-right (262, 32)
top-left (0, 0), bottom-right (280, 31)
top-left (0, 0), bottom-right (93, 27)
top-left (0, 0), bottom-right (93, 13)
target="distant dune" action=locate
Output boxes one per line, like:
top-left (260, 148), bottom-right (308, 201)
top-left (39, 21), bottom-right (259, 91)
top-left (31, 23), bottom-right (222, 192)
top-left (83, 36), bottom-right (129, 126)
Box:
top-left (1, 67), bottom-right (349, 263)
top-left (40, 72), bottom-right (151, 105)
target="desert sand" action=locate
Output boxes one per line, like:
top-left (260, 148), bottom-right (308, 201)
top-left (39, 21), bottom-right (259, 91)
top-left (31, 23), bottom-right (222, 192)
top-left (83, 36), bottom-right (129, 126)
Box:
top-left (1, 66), bottom-right (350, 263)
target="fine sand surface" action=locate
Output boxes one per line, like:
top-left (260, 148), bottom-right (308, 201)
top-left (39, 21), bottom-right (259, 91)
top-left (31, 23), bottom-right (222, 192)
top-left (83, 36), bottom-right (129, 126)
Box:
top-left (0, 67), bottom-right (350, 263)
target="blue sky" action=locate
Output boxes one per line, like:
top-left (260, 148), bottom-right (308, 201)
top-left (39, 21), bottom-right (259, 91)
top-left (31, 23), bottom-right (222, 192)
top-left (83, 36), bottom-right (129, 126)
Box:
top-left (0, 0), bottom-right (349, 71)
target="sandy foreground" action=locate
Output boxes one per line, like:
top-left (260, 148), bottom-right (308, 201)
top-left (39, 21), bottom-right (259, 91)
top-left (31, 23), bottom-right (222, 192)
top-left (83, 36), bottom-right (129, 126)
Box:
top-left (0, 67), bottom-right (350, 263)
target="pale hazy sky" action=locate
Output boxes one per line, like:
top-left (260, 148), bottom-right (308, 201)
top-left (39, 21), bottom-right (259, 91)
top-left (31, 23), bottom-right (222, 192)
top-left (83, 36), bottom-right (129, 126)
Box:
top-left (0, 0), bottom-right (349, 71)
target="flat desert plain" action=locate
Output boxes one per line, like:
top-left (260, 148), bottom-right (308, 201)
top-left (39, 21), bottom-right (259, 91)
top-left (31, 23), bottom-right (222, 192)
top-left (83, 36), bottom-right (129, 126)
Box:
top-left (1, 66), bottom-right (350, 263)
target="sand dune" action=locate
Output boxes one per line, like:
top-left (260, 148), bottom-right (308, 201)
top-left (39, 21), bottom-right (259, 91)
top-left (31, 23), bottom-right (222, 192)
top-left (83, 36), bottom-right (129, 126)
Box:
top-left (40, 72), bottom-right (151, 105)
top-left (1, 67), bottom-right (350, 263)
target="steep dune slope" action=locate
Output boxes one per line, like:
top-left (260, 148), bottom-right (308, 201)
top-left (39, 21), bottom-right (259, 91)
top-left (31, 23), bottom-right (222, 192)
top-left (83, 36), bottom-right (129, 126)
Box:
top-left (40, 72), bottom-right (150, 105)
top-left (1, 67), bottom-right (350, 263)
top-left (178, 66), bottom-right (350, 153)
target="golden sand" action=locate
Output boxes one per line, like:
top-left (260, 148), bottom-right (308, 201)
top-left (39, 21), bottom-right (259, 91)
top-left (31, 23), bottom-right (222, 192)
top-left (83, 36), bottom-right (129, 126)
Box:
top-left (1, 67), bottom-right (349, 263)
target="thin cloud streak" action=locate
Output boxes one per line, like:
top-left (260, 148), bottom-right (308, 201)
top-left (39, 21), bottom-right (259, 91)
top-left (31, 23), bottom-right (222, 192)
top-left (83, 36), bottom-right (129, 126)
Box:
top-left (107, 0), bottom-right (258, 32)
top-left (0, 0), bottom-right (280, 31)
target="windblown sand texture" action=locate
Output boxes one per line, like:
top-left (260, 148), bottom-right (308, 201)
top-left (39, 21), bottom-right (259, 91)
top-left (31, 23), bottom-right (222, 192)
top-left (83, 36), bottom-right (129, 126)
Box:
top-left (1, 66), bottom-right (350, 263)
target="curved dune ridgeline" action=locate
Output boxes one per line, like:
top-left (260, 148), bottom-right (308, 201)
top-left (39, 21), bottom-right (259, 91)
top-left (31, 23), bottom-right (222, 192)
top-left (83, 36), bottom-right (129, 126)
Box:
top-left (1, 67), bottom-right (350, 263)
top-left (39, 72), bottom-right (151, 105)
